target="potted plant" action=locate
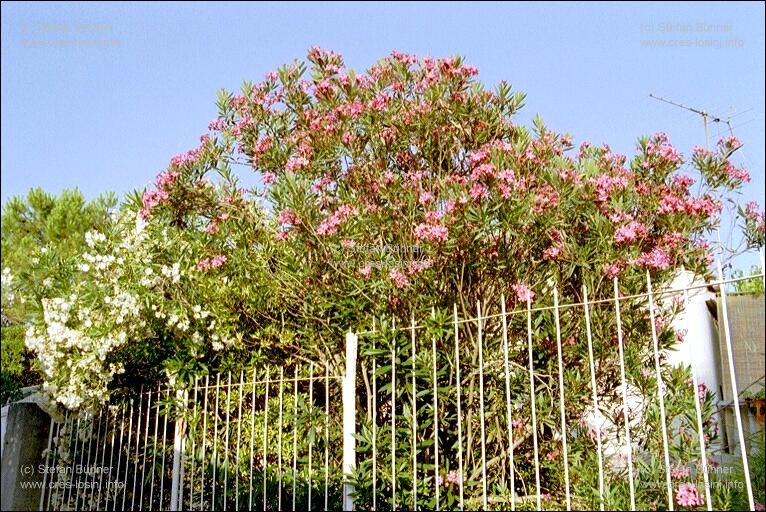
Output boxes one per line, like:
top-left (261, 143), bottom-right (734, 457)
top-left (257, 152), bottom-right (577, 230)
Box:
top-left (744, 387), bottom-right (765, 425)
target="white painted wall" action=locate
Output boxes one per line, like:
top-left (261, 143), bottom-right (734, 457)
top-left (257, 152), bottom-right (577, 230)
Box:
top-left (665, 270), bottom-right (722, 400)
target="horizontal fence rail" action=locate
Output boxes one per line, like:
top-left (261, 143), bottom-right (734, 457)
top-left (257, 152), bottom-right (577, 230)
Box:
top-left (38, 259), bottom-right (764, 511)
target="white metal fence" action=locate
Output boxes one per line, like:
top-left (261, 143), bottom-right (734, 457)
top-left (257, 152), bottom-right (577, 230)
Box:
top-left (38, 259), bottom-right (764, 511)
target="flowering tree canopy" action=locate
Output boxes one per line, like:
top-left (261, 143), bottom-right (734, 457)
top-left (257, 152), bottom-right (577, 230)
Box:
top-left (5, 47), bottom-right (764, 511)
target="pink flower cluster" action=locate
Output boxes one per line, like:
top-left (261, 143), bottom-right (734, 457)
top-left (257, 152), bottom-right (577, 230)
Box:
top-left (316, 204), bottom-right (357, 236)
top-left (614, 221), bottom-right (648, 244)
top-left (646, 132), bottom-right (682, 166)
top-left (389, 269), bottom-right (409, 289)
top-left (170, 148), bottom-right (201, 168)
top-left (512, 282), bottom-right (535, 303)
top-left (414, 215), bottom-right (449, 244)
top-left (438, 470), bottom-right (461, 488)
top-left (208, 118), bottom-right (226, 131)
top-left (140, 170), bottom-right (180, 219)
top-left (671, 465), bottom-right (690, 479)
top-left (718, 135), bottom-right (742, 151)
top-left (676, 482), bottom-right (704, 507)
top-left (197, 254), bottom-right (227, 271)
top-left (206, 212), bottom-right (230, 235)
top-left (591, 173), bottom-right (628, 204)
top-left (285, 156), bottom-right (309, 173)
top-left (277, 208), bottom-right (299, 226)
top-left (635, 247), bottom-right (672, 270)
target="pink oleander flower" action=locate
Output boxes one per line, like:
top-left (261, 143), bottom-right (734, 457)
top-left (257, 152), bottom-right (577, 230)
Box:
top-left (603, 263), bottom-right (621, 279)
top-left (546, 450), bottom-right (560, 461)
top-left (171, 148), bottom-right (201, 167)
top-left (615, 221), bottom-right (648, 245)
top-left (414, 223), bottom-right (449, 243)
top-left (316, 205), bottom-right (358, 236)
top-left (262, 172), bottom-right (277, 184)
top-left (512, 282), bottom-right (535, 303)
top-left (419, 191), bottom-right (435, 205)
top-left (754, 501), bottom-right (765, 511)
top-left (208, 118), bottom-right (226, 131)
top-left (718, 135), bottom-right (742, 151)
top-left (512, 419), bottom-right (524, 430)
top-left (210, 255), bottom-right (227, 268)
top-left (671, 465), bottom-right (690, 479)
top-left (697, 383), bottom-right (707, 401)
top-left (389, 269), bottom-right (409, 288)
top-left (543, 244), bottom-right (563, 260)
top-left (635, 247), bottom-right (672, 270)
top-left (676, 482), bottom-right (704, 507)
top-left (278, 208), bottom-right (299, 225)
top-left (254, 136), bottom-right (272, 155)
top-left (285, 156), bottom-right (309, 173)
top-left (470, 183), bottom-right (489, 201)
top-left (445, 470), bottom-right (461, 486)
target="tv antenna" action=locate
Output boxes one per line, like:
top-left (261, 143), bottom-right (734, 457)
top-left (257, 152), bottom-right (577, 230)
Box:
top-left (649, 93), bottom-right (734, 148)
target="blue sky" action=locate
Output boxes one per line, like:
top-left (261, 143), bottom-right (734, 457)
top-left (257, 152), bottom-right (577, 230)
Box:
top-left (2, 1), bottom-right (764, 265)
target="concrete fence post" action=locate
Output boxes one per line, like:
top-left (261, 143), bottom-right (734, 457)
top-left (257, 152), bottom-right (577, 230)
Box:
top-left (0, 402), bottom-right (51, 511)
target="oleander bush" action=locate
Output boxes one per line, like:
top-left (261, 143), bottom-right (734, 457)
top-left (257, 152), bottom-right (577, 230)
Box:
top-left (3, 48), bottom-right (764, 510)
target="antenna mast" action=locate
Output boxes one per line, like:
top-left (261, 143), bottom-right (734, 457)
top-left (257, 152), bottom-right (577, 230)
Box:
top-left (648, 93), bottom-right (733, 148)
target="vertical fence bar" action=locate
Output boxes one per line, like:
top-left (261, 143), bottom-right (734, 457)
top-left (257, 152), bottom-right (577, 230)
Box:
top-left (85, 413), bottom-right (104, 511)
top-left (453, 305), bottom-right (464, 511)
top-left (613, 277), bottom-right (636, 510)
top-left (223, 372), bottom-right (232, 511)
top-left (324, 361), bottom-right (329, 511)
top-left (526, 297), bottom-right (541, 511)
top-left (236, 371), bottom-right (244, 510)
top-left (190, 379), bottom-right (199, 512)
top-left (717, 260), bottom-right (755, 510)
top-left (292, 366), bottom-right (299, 511)
top-left (682, 289), bottom-right (712, 511)
top-left (131, 392), bottom-right (144, 511)
top-left (278, 368), bottom-right (285, 511)
top-left (212, 375), bottom-right (221, 511)
top-left (149, 394), bottom-right (160, 510)
top-left (160, 389), bottom-right (170, 511)
top-left (47, 418), bottom-right (64, 511)
top-left (583, 285), bottom-right (605, 511)
top-left (308, 364), bottom-right (314, 511)
top-left (97, 414), bottom-right (112, 510)
top-left (201, 376), bottom-right (210, 511)
top-left (248, 368), bottom-right (256, 511)
top-left (431, 307), bottom-right (440, 511)
top-left (263, 368), bottom-right (270, 512)
top-left (371, 322), bottom-right (378, 511)
top-left (343, 332), bottom-right (358, 511)
top-left (553, 289), bottom-right (571, 510)
top-left (77, 414), bottom-right (95, 511)
top-left (111, 408), bottom-right (124, 511)
top-left (66, 416), bottom-right (81, 509)
top-left (391, 319), bottom-right (397, 511)
top-left (140, 391), bottom-right (152, 511)
top-left (171, 389), bottom-right (187, 512)
top-left (646, 272), bottom-right (675, 511)
top-left (410, 311), bottom-right (418, 510)
top-left (76, 416), bottom-right (91, 511)
top-left (477, 301), bottom-right (488, 511)
top-left (500, 294), bottom-right (516, 511)
top-left (121, 402), bottom-right (134, 511)
top-left (39, 417), bottom-right (55, 512)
